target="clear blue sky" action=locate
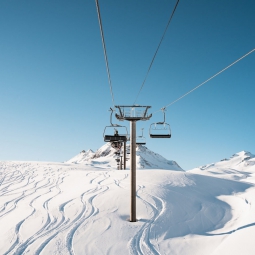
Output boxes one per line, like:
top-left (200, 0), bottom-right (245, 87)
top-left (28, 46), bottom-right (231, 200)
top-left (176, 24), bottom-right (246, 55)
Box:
top-left (0, 0), bottom-right (254, 170)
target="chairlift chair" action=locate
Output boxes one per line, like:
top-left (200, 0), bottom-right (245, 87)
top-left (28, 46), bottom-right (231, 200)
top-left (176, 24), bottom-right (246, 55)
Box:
top-left (149, 108), bottom-right (171, 138)
top-left (103, 108), bottom-right (128, 142)
top-left (136, 128), bottom-right (146, 145)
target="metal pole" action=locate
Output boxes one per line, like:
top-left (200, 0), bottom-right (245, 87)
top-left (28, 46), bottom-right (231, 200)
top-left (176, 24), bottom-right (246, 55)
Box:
top-left (124, 141), bottom-right (126, 170)
top-left (120, 156), bottom-right (123, 170)
top-left (130, 120), bottom-right (136, 222)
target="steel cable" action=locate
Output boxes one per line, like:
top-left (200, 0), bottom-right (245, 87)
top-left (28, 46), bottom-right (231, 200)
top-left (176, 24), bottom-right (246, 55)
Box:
top-left (153, 48), bottom-right (255, 113)
top-left (95, 0), bottom-right (115, 106)
top-left (133, 0), bottom-right (180, 104)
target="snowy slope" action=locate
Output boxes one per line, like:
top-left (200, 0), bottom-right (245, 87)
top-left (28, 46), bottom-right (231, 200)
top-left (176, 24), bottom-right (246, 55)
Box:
top-left (190, 151), bottom-right (255, 182)
top-left (0, 151), bottom-right (255, 254)
top-left (66, 143), bottom-right (183, 171)
top-left (67, 149), bottom-right (95, 164)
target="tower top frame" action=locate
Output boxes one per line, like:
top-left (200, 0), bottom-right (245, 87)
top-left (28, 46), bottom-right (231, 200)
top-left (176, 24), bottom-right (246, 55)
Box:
top-left (115, 105), bottom-right (152, 121)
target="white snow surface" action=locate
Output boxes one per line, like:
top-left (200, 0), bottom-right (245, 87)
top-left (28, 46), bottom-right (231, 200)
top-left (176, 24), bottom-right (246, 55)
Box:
top-left (190, 150), bottom-right (255, 182)
top-left (0, 150), bottom-right (255, 254)
top-left (66, 143), bottom-right (183, 171)
top-left (66, 149), bottom-right (95, 164)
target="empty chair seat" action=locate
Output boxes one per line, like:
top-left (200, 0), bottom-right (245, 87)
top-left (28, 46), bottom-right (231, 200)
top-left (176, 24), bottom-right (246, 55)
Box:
top-left (150, 134), bottom-right (171, 138)
top-left (136, 128), bottom-right (146, 145)
top-left (149, 108), bottom-right (172, 139)
top-left (149, 122), bottom-right (171, 139)
top-left (136, 142), bottom-right (146, 145)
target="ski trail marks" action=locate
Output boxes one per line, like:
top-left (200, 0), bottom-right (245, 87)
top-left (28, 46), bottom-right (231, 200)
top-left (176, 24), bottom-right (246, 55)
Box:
top-left (129, 185), bottom-right (165, 255)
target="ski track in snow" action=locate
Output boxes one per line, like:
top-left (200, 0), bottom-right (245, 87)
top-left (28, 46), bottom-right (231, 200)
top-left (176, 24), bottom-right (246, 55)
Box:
top-left (129, 185), bottom-right (164, 255)
top-left (0, 160), bottom-right (254, 255)
top-left (0, 163), bottom-right (115, 255)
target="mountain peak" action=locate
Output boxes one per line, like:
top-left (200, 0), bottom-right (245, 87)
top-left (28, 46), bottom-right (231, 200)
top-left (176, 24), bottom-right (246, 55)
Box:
top-left (136, 145), bottom-right (182, 170)
top-left (190, 150), bottom-right (255, 180)
top-left (67, 143), bottom-right (183, 171)
top-left (232, 151), bottom-right (254, 158)
top-left (67, 149), bottom-right (95, 164)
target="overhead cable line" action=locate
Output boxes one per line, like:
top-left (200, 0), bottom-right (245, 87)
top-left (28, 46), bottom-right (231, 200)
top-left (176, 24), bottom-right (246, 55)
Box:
top-left (154, 48), bottom-right (255, 113)
top-left (95, 0), bottom-right (115, 106)
top-left (133, 0), bottom-right (180, 104)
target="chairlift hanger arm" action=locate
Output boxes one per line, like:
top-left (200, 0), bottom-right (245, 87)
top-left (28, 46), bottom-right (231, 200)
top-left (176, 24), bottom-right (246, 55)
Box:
top-left (162, 108), bottom-right (166, 123)
top-left (155, 108), bottom-right (167, 124)
top-left (108, 107), bottom-right (121, 126)
top-left (111, 108), bottom-right (119, 125)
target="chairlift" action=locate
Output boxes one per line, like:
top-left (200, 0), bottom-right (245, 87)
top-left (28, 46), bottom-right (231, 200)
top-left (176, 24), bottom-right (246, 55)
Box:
top-left (136, 128), bottom-right (146, 145)
top-left (103, 108), bottom-right (128, 142)
top-left (149, 108), bottom-right (171, 138)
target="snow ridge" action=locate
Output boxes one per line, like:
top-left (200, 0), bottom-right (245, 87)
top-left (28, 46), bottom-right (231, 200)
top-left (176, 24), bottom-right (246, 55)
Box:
top-left (67, 149), bottom-right (95, 164)
top-left (190, 150), bottom-right (255, 181)
top-left (136, 145), bottom-right (182, 170)
top-left (66, 143), bottom-right (183, 171)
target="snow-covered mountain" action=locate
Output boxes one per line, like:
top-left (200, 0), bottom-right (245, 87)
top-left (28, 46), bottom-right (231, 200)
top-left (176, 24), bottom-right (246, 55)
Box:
top-left (190, 151), bottom-right (255, 182)
top-left (135, 145), bottom-right (182, 170)
top-left (1, 150), bottom-right (255, 254)
top-left (66, 149), bottom-right (95, 164)
top-left (66, 143), bottom-right (183, 171)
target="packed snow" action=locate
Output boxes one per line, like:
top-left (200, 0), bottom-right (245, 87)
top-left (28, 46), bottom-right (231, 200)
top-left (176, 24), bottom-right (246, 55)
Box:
top-left (0, 147), bottom-right (255, 255)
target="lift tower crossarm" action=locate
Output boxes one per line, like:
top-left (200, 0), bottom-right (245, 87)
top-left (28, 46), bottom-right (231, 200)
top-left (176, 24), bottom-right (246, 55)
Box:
top-left (115, 105), bottom-right (152, 121)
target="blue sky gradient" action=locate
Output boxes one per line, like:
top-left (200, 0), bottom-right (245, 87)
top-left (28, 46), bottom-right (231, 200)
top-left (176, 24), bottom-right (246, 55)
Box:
top-left (0, 0), bottom-right (254, 169)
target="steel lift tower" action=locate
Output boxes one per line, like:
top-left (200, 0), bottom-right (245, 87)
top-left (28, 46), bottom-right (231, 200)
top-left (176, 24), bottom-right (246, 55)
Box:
top-left (115, 105), bottom-right (152, 222)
